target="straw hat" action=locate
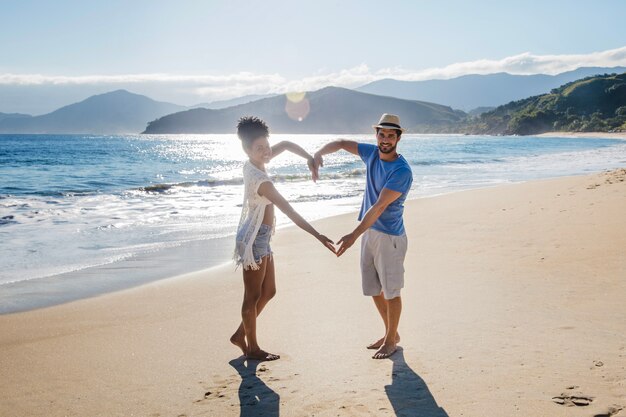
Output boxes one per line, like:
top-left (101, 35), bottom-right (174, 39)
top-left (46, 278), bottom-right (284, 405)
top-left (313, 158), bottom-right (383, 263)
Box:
top-left (372, 113), bottom-right (405, 133)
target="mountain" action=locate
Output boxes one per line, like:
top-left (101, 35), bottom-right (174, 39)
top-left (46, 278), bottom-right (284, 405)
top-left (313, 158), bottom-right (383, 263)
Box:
top-left (191, 94), bottom-right (278, 110)
top-left (0, 112), bottom-right (31, 122)
top-left (467, 107), bottom-right (495, 117)
top-left (143, 86), bottom-right (464, 134)
top-left (461, 72), bottom-right (626, 135)
top-left (0, 90), bottom-right (186, 134)
top-left (357, 67), bottom-right (626, 111)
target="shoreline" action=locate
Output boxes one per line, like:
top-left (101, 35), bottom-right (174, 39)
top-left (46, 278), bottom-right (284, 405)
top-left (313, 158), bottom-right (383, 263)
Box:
top-left (1, 168), bottom-right (625, 416)
top-left (3, 132), bottom-right (626, 314)
top-left (536, 131), bottom-right (626, 139)
top-left (0, 235), bottom-right (234, 314)
top-left (2, 165), bottom-right (625, 315)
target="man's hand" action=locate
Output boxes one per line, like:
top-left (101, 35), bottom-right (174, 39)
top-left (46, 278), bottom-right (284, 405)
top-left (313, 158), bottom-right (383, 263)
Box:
top-left (336, 232), bottom-right (357, 257)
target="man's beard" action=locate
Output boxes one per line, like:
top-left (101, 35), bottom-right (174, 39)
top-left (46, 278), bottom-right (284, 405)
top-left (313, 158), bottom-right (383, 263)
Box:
top-left (378, 143), bottom-right (397, 154)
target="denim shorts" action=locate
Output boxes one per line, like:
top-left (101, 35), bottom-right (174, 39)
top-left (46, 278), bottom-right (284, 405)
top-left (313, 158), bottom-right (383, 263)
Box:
top-left (236, 223), bottom-right (273, 266)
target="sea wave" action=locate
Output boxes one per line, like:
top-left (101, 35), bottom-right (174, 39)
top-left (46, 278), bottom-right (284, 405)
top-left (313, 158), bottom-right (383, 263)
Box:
top-left (140, 178), bottom-right (244, 193)
top-left (0, 215), bottom-right (18, 226)
top-left (410, 158), bottom-right (506, 166)
top-left (137, 169), bottom-right (366, 193)
top-left (291, 191), bottom-right (363, 203)
top-left (3, 133), bottom-right (625, 293)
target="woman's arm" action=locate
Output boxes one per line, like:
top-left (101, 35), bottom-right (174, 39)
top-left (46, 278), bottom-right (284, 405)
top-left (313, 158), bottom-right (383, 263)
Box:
top-left (270, 141), bottom-right (311, 159)
top-left (270, 141), bottom-right (318, 181)
top-left (258, 181), bottom-right (336, 254)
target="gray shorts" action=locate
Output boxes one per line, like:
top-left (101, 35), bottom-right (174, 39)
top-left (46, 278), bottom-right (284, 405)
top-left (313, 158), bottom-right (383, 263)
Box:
top-left (360, 228), bottom-right (407, 300)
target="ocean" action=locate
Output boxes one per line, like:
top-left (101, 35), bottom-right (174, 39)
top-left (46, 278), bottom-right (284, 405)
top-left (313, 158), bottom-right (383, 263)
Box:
top-left (1, 133), bottom-right (625, 313)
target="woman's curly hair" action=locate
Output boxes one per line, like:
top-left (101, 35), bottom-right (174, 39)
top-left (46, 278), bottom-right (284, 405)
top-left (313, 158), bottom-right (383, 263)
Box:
top-left (236, 116), bottom-right (269, 147)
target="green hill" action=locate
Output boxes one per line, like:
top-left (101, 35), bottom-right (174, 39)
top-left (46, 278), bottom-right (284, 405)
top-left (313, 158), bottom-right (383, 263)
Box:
top-left (143, 87), bottom-right (463, 134)
top-left (462, 72), bottom-right (626, 135)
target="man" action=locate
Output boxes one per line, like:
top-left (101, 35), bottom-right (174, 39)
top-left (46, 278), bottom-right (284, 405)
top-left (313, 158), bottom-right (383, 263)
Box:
top-left (314, 113), bottom-right (413, 359)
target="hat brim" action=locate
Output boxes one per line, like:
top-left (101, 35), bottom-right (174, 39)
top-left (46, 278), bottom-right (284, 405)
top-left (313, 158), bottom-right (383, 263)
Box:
top-left (372, 124), bottom-right (405, 133)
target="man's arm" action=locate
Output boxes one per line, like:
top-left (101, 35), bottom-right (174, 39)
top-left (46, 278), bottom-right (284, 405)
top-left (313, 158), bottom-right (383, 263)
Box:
top-left (313, 139), bottom-right (359, 169)
top-left (336, 187), bottom-right (402, 257)
top-left (270, 140), bottom-right (318, 182)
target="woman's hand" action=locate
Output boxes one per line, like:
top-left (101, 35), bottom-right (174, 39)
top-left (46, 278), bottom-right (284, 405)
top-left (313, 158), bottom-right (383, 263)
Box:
top-left (317, 234), bottom-right (336, 254)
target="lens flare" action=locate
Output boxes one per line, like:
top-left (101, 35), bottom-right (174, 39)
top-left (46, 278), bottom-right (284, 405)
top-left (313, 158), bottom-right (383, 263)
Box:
top-left (285, 92), bottom-right (310, 122)
top-left (286, 91), bottom-right (306, 103)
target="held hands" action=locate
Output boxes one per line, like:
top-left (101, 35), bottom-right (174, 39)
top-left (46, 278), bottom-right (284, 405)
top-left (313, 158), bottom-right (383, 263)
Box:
top-left (313, 151), bottom-right (324, 171)
top-left (307, 156), bottom-right (319, 183)
top-left (315, 232), bottom-right (356, 257)
top-left (305, 152), bottom-right (324, 183)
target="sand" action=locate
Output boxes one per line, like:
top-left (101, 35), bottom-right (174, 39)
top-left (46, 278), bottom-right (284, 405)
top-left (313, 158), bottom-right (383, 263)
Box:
top-left (537, 131), bottom-right (626, 140)
top-left (1, 169), bottom-right (625, 417)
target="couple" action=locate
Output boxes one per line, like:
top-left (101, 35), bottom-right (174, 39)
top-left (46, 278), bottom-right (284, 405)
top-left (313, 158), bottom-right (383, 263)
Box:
top-left (231, 113), bottom-right (413, 361)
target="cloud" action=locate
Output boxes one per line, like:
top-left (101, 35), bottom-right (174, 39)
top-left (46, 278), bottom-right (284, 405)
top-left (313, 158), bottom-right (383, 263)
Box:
top-left (399, 46), bottom-right (626, 80)
top-left (0, 72), bottom-right (286, 87)
top-left (1, 46), bottom-right (625, 103)
top-left (272, 46), bottom-right (626, 93)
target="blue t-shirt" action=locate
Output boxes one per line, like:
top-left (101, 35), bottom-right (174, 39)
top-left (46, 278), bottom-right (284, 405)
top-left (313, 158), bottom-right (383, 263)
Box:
top-left (357, 143), bottom-right (413, 236)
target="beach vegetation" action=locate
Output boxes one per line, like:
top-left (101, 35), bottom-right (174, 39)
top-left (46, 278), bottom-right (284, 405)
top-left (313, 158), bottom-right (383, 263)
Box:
top-left (459, 72), bottom-right (626, 135)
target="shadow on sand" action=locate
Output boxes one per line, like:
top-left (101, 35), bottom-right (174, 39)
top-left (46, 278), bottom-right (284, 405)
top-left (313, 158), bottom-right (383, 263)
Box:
top-left (229, 357), bottom-right (280, 417)
top-left (385, 348), bottom-right (449, 417)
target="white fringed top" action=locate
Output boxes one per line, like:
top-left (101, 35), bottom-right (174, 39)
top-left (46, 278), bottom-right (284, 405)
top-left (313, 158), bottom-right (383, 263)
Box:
top-left (233, 161), bottom-right (274, 270)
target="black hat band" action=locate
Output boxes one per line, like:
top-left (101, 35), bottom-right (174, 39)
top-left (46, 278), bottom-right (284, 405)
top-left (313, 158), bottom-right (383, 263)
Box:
top-left (378, 122), bottom-right (401, 129)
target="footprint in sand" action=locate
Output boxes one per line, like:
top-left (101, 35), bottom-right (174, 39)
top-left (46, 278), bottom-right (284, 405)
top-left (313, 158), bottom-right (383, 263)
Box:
top-left (552, 385), bottom-right (594, 407)
top-left (197, 378), bottom-right (237, 403)
top-left (552, 394), bottom-right (593, 406)
top-left (552, 388), bottom-right (625, 415)
top-left (603, 168), bottom-right (626, 184)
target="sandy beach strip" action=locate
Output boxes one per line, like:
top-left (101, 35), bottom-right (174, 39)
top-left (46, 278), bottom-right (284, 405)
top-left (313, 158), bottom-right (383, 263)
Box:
top-left (1, 169), bottom-right (625, 417)
top-left (537, 131), bottom-right (626, 140)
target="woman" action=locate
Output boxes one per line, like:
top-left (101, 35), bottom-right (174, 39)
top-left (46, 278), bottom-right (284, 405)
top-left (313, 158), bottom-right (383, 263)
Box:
top-left (230, 116), bottom-right (336, 361)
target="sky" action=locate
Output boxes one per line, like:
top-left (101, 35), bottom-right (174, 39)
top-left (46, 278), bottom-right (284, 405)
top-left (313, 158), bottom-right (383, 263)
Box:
top-left (1, 0), bottom-right (626, 114)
